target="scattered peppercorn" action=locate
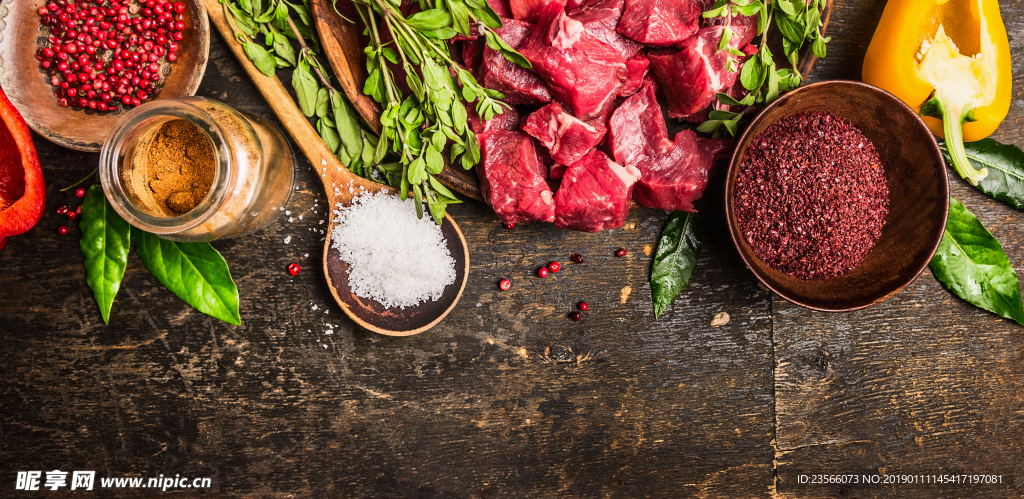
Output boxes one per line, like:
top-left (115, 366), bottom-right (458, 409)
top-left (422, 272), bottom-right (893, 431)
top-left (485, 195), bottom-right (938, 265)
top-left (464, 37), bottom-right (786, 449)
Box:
top-left (571, 253), bottom-right (584, 263)
top-left (499, 278), bottom-right (512, 291)
top-left (578, 301), bottom-right (588, 311)
top-left (56, 205), bottom-right (69, 215)
top-left (547, 261), bottom-right (561, 273)
top-left (537, 266), bottom-right (549, 278)
top-left (569, 311), bottom-right (582, 321)
top-left (615, 248), bottom-right (627, 257)
top-left (57, 225), bottom-right (68, 235)
top-left (66, 210), bottom-right (76, 221)
top-left (76, 205), bottom-right (81, 215)
top-left (287, 263), bottom-right (300, 276)
top-left (75, 187), bottom-right (86, 198)
top-left (504, 223), bottom-right (515, 230)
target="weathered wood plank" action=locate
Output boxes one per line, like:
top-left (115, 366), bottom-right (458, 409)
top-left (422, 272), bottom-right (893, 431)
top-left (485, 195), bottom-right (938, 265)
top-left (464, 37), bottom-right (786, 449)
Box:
top-left (775, 0), bottom-right (1024, 497)
top-left (0, 25), bottom-right (776, 498)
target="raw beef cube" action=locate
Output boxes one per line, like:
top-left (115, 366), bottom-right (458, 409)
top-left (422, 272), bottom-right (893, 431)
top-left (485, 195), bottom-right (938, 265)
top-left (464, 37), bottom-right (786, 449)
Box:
top-left (633, 130), bottom-right (732, 212)
top-left (676, 43), bottom-right (757, 122)
top-left (531, 146), bottom-right (564, 179)
top-left (703, 9), bottom-right (757, 47)
top-left (569, 0), bottom-right (641, 59)
top-left (554, 150), bottom-right (640, 232)
top-left (477, 130), bottom-right (556, 224)
top-left (462, 39), bottom-right (485, 71)
top-left (518, 2), bottom-right (627, 120)
top-left (510, 0), bottom-right (566, 22)
top-left (488, 0), bottom-right (514, 19)
top-left (480, 19), bottom-right (554, 104)
top-left (617, 0), bottom-right (700, 46)
top-left (619, 52), bottom-right (649, 96)
top-left (647, 26), bottom-right (752, 118)
top-left (522, 101), bottom-right (607, 166)
top-left (608, 79), bottom-right (673, 168)
top-left (468, 104), bottom-right (521, 133)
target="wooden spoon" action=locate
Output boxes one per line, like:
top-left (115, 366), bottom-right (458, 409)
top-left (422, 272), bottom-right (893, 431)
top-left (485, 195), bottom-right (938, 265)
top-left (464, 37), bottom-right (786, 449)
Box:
top-left (205, 0), bottom-right (469, 336)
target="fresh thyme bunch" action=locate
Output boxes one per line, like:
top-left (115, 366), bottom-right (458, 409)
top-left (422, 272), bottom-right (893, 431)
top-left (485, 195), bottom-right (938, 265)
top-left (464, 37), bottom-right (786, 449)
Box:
top-left (699, 0), bottom-right (829, 137)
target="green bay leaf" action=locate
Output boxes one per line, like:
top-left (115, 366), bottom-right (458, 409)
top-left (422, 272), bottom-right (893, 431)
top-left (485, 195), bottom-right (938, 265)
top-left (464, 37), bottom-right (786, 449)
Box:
top-left (930, 197), bottom-right (1024, 325)
top-left (651, 212), bottom-right (702, 319)
top-left (133, 231), bottom-right (242, 325)
top-left (79, 185), bottom-right (131, 323)
top-left (940, 139), bottom-right (1024, 211)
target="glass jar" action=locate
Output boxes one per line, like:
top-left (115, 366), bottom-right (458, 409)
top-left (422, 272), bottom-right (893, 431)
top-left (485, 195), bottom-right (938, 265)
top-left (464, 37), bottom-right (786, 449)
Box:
top-left (100, 96), bottom-right (294, 242)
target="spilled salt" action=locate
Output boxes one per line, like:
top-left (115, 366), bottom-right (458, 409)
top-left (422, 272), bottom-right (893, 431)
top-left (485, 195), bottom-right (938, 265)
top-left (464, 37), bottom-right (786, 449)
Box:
top-left (330, 191), bottom-right (456, 309)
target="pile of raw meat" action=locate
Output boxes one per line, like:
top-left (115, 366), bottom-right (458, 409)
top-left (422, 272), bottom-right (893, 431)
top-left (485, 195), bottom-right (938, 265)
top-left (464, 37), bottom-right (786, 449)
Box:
top-left (458, 0), bottom-right (754, 231)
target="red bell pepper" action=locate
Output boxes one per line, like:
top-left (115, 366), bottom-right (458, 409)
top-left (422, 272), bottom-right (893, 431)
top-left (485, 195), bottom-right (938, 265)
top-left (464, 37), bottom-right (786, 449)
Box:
top-left (0, 85), bottom-right (45, 251)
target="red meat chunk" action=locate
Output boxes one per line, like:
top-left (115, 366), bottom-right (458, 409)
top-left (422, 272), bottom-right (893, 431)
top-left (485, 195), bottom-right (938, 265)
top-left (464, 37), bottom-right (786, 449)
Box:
top-left (477, 130), bottom-right (556, 224)
top-left (632, 130), bottom-right (732, 212)
top-left (616, 0), bottom-right (700, 46)
top-left (619, 52), bottom-right (649, 97)
top-left (462, 39), bottom-right (485, 71)
top-left (488, 0), bottom-right (514, 19)
top-left (522, 101), bottom-right (607, 167)
top-left (518, 2), bottom-right (627, 120)
top-left (703, 9), bottom-right (757, 47)
top-left (554, 150), bottom-right (640, 232)
top-left (608, 79), bottom-right (673, 168)
top-left (479, 19), bottom-right (553, 105)
top-left (568, 0), bottom-right (641, 59)
top-left (647, 26), bottom-right (753, 118)
top-left (509, 0), bottom-right (566, 22)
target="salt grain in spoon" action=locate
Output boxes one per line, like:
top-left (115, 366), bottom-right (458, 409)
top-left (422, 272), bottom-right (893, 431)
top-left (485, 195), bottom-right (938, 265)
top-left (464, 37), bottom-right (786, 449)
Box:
top-left (330, 191), bottom-right (456, 309)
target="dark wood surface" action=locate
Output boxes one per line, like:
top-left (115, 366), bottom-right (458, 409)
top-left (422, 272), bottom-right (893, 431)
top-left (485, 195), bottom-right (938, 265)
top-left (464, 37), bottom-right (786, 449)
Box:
top-left (2, 0), bottom-right (1023, 497)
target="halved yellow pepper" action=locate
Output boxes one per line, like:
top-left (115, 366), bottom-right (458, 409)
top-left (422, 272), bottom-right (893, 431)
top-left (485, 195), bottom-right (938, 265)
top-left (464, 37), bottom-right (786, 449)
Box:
top-left (862, 0), bottom-right (1012, 185)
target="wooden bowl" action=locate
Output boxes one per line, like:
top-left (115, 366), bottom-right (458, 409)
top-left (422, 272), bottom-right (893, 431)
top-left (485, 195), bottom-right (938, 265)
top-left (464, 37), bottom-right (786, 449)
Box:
top-left (724, 80), bottom-right (949, 312)
top-left (324, 214), bottom-right (469, 336)
top-left (0, 0), bottom-right (209, 151)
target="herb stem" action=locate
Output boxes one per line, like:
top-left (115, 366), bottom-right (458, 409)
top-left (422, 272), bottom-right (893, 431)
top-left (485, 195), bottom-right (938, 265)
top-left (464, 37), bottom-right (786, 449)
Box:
top-left (284, 16), bottom-right (336, 91)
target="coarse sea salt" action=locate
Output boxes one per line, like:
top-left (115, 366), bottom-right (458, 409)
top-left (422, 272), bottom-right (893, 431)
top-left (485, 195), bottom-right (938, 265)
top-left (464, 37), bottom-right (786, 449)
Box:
top-left (330, 191), bottom-right (456, 309)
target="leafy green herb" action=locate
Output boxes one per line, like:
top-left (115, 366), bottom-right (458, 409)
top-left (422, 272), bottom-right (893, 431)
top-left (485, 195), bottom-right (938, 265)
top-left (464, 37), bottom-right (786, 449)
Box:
top-left (939, 139), bottom-right (1024, 211)
top-left (133, 231), bottom-right (242, 325)
top-left (79, 186), bottom-right (132, 323)
top-left (221, 0), bottom-right (375, 182)
top-left (651, 212), bottom-right (703, 319)
top-left (699, 0), bottom-right (828, 137)
top-left (348, 0), bottom-right (522, 220)
top-left (930, 197), bottom-right (1024, 326)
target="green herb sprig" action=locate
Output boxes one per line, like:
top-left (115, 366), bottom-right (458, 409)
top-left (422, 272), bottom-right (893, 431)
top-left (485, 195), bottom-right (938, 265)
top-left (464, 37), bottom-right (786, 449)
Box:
top-left (221, 0), bottom-right (381, 180)
top-left (698, 0), bottom-right (829, 137)
top-left (347, 0), bottom-right (525, 222)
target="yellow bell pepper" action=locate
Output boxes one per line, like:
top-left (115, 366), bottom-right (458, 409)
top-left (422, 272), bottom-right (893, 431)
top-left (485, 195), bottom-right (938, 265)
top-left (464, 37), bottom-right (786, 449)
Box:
top-left (862, 0), bottom-right (1012, 185)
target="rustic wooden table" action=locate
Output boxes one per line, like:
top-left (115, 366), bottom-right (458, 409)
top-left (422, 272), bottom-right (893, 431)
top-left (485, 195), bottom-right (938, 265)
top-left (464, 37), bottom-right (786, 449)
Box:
top-left (3, 0), bottom-right (1024, 497)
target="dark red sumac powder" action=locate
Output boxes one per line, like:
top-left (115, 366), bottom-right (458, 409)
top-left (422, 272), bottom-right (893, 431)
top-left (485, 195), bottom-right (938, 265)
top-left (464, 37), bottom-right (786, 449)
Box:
top-left (735, 111), bottom-right (889, 280)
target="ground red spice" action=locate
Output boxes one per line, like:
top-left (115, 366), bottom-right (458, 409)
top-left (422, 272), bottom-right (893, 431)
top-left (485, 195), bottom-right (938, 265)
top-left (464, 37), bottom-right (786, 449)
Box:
top-left (735, 111), bottom-right (889, 280)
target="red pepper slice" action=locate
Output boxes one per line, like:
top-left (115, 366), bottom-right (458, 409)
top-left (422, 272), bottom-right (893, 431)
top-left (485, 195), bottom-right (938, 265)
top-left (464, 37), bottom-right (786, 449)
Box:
top-left (0, 85), bottom-right (45, 251)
